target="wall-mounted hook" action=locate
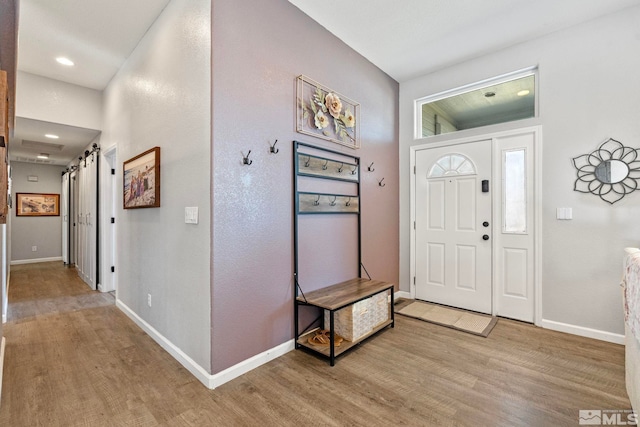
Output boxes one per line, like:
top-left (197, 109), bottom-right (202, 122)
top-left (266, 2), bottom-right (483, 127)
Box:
top-left (337, 162), bottom-right (344, 173)
top-left (330, 196), bottom-right (337, 206)
top-left (313, 194), bottom-right (321, 206)
top-left (350, 165), bottom-right (358, 175)
top-left (368, 162), bottom-right (375, 172)
top-left (304, 156), bottom-right (310, 167)
top-left (269, 139), bottom-right (279, 154)
top-left (378, 178), bottom-right (386, 187)
top-left (242, 150), bottom-right (253, 165)
top-left (345, 197), bottom-right (352, 207)
top-left (322, 159), bottom-right (329, 170)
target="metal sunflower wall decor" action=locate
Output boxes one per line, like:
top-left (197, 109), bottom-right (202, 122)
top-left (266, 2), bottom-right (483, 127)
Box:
top-left (572, 138), bottom-right (640, 204)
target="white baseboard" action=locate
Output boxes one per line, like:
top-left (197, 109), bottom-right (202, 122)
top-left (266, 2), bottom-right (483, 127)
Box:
top-left (541, 319), bottom-right (625, 344)
top-left (116, 299), bottom-right (213, 386)
top-left (0, 336), bottom-right (5, 404)
top-left (116, 299), bottom-right (294, 389)
top-left (10, 256), bottom-right (63, 265)
top-left (210, 339), bottom-right (294, 389)
top-left (395, 291), bottom-right (413, 300)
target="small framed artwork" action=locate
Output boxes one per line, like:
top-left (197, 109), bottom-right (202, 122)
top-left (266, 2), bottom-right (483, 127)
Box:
top-left (16, 193), bottom-right (60, 216)
top-left (123, 147), bottom-right (160, 209)
top-left (296, 75), bottom-right (360, 149)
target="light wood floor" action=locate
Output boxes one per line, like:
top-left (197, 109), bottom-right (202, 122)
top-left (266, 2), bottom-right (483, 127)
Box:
top-left (0, 262), bottom-right (631, 426)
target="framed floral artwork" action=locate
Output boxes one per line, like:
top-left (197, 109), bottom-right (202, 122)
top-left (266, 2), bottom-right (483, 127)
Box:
top-left (296, 75), bottom-right (360, 149)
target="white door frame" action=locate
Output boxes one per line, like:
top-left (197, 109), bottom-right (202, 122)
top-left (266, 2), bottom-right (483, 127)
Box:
top-left (410, 125), bottom-right (542, 325)
top-left (100, 146), bottom-right (117, 293)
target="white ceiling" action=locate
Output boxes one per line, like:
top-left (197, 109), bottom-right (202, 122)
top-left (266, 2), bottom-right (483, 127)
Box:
top-left (12, 117), bottom-right (101, 166)
top-left (12, 0), bottom-right (640, 166)
top-left (18, 0), bottom-right (171, 90)
top-left (288, 0), bottom-right (640, 82)
top-left (11, 0), bottom-right (171, 166)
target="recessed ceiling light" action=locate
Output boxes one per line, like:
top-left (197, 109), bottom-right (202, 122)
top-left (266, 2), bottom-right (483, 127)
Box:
top-left (484, 91), bottom-right (496, 98)
top-left (517, 90), bottom-right (530, 97)
top-left (37, 153), bottom-right (50, 159)
top-left (44, 134), bottom-right (59, 139)
top-left (56, 57), bottom-right (74, 66)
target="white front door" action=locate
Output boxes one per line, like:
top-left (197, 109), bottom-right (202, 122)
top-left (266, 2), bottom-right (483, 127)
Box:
top-left (415, 140), bottom-right (492, 314)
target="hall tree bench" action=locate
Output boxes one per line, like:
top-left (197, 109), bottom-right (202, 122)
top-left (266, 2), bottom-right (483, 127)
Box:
top-left (292, 140), bottom-right (394, 365)
top-left (295, 278), bottom-right (394, 365)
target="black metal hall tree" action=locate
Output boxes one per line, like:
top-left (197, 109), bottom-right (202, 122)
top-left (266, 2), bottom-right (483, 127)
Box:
top-left (292, 140), bottom-right (394, 366)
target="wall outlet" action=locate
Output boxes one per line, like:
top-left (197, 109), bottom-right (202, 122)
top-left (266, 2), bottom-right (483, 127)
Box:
top-left (147, 293), bottom-right (152, 307)
top-left (31, 246), bottom-right (37, 252)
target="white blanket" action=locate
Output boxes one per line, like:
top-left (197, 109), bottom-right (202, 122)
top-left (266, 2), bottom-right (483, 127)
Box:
top-left (624, 248), bottom-right (640, 342)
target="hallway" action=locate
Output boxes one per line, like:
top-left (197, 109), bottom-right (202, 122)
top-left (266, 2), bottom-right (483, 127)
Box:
top-left (0, 262), bottom-right (632, 426)
top-left (0, 262), bottom-right (216, 425)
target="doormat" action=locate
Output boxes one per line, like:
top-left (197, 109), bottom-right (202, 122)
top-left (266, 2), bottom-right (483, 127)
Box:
top-left (394, 299), bottom-right (497, 337)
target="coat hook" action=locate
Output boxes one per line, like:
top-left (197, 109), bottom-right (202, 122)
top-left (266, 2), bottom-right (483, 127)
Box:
top-left (337, 162), bottom-right (344, 173)
top-left (269, 139), bottom-right (279, 154)
top-left (242, 150), bottom-right (253, 165)
top-left (313, 194), bottom-right (321, 206)
top-left (350, 165), bottom-right (358, 175)
top-left (345, 197), bottom-right (351, 207)
top-left (368, 162), bottom-right (375, 172)
top-left (304, 156), bottom-right (310, 167)
top-left (322, 159), bottom-right (329, 170)
top-left (330, 196), bottom-right (337, 206)
top-left (378, 178), bottom-right (386, 187)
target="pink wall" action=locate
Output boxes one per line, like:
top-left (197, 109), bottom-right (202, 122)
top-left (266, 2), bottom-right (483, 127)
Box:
top-left (211, 0), bottom-right (399, 373)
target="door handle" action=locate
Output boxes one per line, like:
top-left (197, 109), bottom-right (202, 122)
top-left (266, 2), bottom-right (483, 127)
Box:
top-left (482, 234), bottom-right (490, 241)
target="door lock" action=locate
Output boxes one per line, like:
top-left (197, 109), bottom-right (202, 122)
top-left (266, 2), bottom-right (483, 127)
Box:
top-left (483, 221), bottom-right (489, 227)
top-left (482, 234), bottom-right (490, 241)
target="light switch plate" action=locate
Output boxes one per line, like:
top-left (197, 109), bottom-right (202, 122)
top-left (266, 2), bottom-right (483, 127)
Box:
top-left (185, 207), bottom-right (198, 224)
top-left (556, 207), bottom-right (573, 220)
top-left (556, 208), bottom-right (563, 219)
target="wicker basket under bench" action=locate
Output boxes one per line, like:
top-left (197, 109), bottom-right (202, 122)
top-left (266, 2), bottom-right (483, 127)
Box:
top-left (295, 278), bottom-right (395, 366)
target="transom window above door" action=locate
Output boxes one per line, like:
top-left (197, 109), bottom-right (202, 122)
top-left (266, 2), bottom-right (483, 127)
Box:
top-left (428, 153), bottom-right (476, 177)
top-left (415, 68), bottom-right (537, 139)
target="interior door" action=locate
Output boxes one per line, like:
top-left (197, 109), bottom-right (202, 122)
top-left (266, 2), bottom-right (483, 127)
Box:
top-left (61, 172), bottom-right (69, 264)
top-left (415, 140), bottom-right (492, 314)
top-left (70, 171), bottom-right (77, 266)
top-left (76, 158), bottom-right (97, 290)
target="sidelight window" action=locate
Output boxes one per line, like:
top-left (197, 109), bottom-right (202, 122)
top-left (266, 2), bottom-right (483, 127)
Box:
top-left (503, 149), bottom-right (527, 233)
